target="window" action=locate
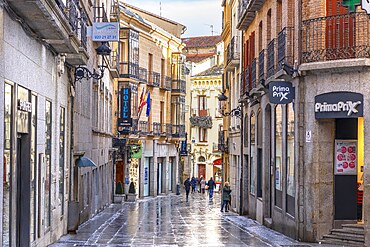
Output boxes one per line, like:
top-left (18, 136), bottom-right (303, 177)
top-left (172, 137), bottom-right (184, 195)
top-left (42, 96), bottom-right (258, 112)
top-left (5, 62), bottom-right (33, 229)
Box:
top-left (244, 114), bottom-right (248, 147)
top-left (286, 102), bottom-right (295, 216)
top-left (250, 112), bottom-right (256, 194)
top-left (275, 105), bottom-right (283, 208)
top-left (198, 95), bottom-right (207, 116)
top-left (3, 83), bottom-right (13, 246)
top-left (199, 128), bottom-right (207, 142)
top-left (30, 94), bottom-right (37, 241)
top-left (45, 100), bottom-right (52, 228)
top-left (59, 107), bottom-right (65, 215)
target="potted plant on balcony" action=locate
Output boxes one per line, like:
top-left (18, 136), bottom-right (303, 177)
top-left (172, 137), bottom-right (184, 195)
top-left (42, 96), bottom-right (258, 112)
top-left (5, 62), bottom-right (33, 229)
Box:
top-left (126, 181), bottom-right (137, 202)
top-left (114, 181), bottom-right (125, 203)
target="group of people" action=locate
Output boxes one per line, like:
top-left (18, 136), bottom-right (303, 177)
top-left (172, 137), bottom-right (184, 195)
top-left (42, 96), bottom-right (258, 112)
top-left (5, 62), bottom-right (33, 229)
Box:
top-left (183, 177), bottom-right (232, 213)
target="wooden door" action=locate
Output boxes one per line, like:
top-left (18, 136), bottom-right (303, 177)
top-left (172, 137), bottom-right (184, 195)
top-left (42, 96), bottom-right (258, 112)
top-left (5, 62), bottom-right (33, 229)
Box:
top-left (198, 164), bottom-right (206, 179)
top-left (116, 160), bottom-right (124, 186)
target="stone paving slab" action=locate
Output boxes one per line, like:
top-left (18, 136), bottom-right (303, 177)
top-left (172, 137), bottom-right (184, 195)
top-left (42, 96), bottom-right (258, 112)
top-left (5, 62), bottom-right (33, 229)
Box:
top-left (50, 193), bottom-right (338, 247)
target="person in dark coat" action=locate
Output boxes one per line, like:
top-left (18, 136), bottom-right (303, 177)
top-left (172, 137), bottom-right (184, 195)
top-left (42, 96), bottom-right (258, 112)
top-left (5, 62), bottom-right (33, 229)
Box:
top-left (184, 178), bottom-right (191, 202)
top-left (191, 177), bottom-right (197, 193)
top-left (221, 181), bottom-right (232, 212)
top-left (207, 177), bottom-right (216, 201)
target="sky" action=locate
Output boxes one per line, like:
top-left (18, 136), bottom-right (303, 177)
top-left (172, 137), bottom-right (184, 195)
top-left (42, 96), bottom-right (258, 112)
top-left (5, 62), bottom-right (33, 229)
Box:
top-left (124, 0), bottom-right (222, 37)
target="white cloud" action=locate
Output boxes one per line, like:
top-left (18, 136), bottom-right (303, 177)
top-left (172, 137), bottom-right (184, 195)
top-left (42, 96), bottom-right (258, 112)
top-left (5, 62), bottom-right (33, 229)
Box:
top-left (124, 0), bottom-right (222, 37)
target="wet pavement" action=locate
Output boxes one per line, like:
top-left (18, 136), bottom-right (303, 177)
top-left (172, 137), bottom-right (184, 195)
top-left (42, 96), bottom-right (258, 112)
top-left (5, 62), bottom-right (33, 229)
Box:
top-left (50, 192), bottom-right (332, 246)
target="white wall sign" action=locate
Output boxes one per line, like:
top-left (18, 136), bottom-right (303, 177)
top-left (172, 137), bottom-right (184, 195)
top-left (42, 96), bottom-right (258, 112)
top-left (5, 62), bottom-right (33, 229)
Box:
top-left (305, 131), bottom-right (312, 143)
top-left (92, 22), bottom-right (119, 41)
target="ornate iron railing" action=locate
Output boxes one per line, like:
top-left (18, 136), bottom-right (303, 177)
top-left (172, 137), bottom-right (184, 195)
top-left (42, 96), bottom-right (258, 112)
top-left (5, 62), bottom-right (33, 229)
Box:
top-left (139, 121), bottom-right (148, 134)
top-left (119, 62), bottom-right (139, 79)
top-left (139, 67), bottom-right (147, 83)
top-left (302, 13), bottom-right (370, 63)
top-left (240, 70), bottom-right (245, 98)
top-left (238, 0), bottom-right (249, 21)
top-left (267, 39), bottom-right (275, 78)
top-left (160, 76), bottom-right (172, 90)
top-left (79, 10), bottom-right (87, 49)
top-left (166, 124), bottom-right (172, 137)
top-left (251, 58), bottom-right (257, 89)
top-left (259, 49), bottom-right (265, 83)
top-left (172, 124), bottom-right (186, 138)
top-left (153, 122), bottom-right (161, 136)
top-left (172, 79), bottom-right (186, 94)
top-left (227, 36), bottom-right (240, 64)
top-left (68, 0), bottom-right (79, 32)
top-left (277, 27), bottom-right (294, 70)
top-left (148, 71), bottom-right (160, 87)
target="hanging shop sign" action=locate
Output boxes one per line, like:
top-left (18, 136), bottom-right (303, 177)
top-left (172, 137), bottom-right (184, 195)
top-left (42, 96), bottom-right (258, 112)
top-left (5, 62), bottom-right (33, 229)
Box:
top-left (334, 140), bottom-right (357, 175)
top-left (269, 81), bottom-right (295, 104)
top-left (130, 145), bottom-right (142, 159)
top-left (113, 138), bottom-right (126, 147)
top-left (314, 92), bottom-right (363, 119)
top-left (92, 22), bottom-right (119, 41)
top-left (179, 139), bottom-right (188, 156)
top-left (118, 88), bottom-right (132, 127)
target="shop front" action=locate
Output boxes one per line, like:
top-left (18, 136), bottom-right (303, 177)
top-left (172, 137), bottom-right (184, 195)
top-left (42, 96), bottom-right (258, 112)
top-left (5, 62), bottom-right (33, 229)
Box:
top-left (314, 91), bottom-right (364, 226)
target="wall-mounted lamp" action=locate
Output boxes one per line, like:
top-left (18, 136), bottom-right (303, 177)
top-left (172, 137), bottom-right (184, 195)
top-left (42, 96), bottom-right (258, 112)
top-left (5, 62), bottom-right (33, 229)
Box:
top-left (282, 62), bottom-right (300, 77)
top-left (74, 42), bottom-right (112, 82)
top-left (218, 92), bottom-right (241, 118)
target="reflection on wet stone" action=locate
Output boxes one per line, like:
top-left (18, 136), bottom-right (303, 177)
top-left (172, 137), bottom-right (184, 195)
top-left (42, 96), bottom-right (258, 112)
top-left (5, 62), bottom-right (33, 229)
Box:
top-left (51, 192), bottom-right (302, 246)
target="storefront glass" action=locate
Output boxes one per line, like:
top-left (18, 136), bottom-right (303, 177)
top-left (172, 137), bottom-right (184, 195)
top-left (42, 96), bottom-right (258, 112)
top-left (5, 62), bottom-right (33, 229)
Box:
top-left (286, 102), bottom-right (295, 216)
top-left (275, 105), bottom-right (283, 208)
top-left (3, 83), bottom-right (13, 246)
top-left (30, 94), bottom-right (37, 241)
top-left (59, 107), bottom-right (65, 215)
top-left (45, 100), bottom-right (52, 228)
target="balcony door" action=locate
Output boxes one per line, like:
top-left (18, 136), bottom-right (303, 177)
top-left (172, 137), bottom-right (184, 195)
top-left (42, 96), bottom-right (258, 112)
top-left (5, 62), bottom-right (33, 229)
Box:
top-left (326, 0), bottom-right (355, 58)
top-left (198, 95), bottom-right (207, 116)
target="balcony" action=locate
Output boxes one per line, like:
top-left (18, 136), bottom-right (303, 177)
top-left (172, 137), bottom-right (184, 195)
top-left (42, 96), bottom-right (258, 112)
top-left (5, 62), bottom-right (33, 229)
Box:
top-left (259, 49), bottom-right (265, 83)
top-left (148, 71), bottom-right (160, 87)
top-left (251, 58), bottom-right (257, 89)
top-left (108, 50), bottom-right (119, 78)
top-left (6, 0), bottom-right (87, 62)
top-left (119, 62), bottom-right (139, 79)
top-left (226, 36), bottom-right (240, 69)
top-left (237, 0), bottom-right (265, 30)
top-left (191, 108), bottom-right (209, 117)
top-left (172, 124), bottom-right (186, 138)
top-left (139, 67), bottom-right (147, 84)
top-left (240, 66), bottom-right (250, 99)
top-left (172, 79), bottom-right (186, 94)
top-left (153, 122), bottom-right (161, 136)
top-left (139, 121), bottom-right (148, 135)
top-left (267, 39), bottom-right (276, 78)
top-left (277, 27), bottom-right (294, 71)
top-left (160, 76), bottom-right (172, 91)
top-left (302, 13), bottom-right (370, 63)
top-left (166, 124), bottom-right (172, 138)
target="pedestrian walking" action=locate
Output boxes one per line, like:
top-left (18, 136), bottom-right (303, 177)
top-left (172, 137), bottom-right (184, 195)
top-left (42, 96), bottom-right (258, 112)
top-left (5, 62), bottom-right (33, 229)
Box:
top-left (198, 176), bottom-right (203, 192)
top-left (184, 178), bottom-right (191, 202)
top-left (191, 176), bottom-right (197, 193)
top-left (221, 181), bottom-right (232, 212)
top-left (200, 178), bottom-right (206, 194)
top-left (207, 177), bottom-right (216, 201)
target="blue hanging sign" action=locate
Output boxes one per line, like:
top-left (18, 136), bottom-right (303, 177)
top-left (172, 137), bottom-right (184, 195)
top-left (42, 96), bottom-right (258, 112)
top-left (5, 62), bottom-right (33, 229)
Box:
top-left (118, 88), bottom-right (132, 127)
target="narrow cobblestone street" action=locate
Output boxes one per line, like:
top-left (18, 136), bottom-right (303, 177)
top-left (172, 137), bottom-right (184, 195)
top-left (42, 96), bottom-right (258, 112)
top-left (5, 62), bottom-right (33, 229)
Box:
top-left (50, 192), bottom-right (331, 247)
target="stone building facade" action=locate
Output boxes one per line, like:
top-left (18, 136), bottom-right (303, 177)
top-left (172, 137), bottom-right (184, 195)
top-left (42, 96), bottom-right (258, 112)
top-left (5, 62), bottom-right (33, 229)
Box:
top-left (0, 0), bottom-right (117, 245)
top-left (112, 3), bottom-right (186, 200)
top-left (228, 0), bottom-right (370, 245)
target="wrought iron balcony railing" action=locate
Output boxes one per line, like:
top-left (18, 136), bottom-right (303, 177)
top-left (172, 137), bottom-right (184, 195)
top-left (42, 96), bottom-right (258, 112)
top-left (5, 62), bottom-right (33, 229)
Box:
top-left (172, 79), bottom-right (186, 94)
top-left (238, 0), bottom-right (250, 22)
top-left (259, 49), bottom-right (265, 83)
top-left (172, 124), bottom-right (186, 138)
top-left (240, 65), bottom-right (250, 98)
top-left (139, 121), bottom-right (148, 135)
top-left (160, 76), bottom-right (172, 91)
top-left (302, 13), bottom-right (370, 63)
top-left (166, 124), bottom-right (172, 137)
top-left (153, 122), bottom-right (161, 136)
top-left (267, 39), bottom-right (275, 78)
top-left (148, 71), bottom-right (160, 87)
top-left (251, 58), bottom-right (257, 89)
top-left (277, 27), bottom-right (294, 70)
top-left (227, 36), bottom-right (240, 65)
top-left (139, 67), bottom-right (147, 84)
top-left (119, 62), bottom-right (139, 79)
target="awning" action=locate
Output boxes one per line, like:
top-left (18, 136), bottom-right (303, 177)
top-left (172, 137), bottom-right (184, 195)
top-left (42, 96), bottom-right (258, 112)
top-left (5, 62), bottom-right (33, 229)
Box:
top-left (76, 156), bottom-right (97, 168)
top-left (213, 158), bottom-right (222, 169)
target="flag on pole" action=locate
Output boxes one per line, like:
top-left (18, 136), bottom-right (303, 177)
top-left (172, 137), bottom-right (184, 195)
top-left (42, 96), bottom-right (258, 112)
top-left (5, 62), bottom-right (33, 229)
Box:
top-left (146, 92), bottom-right (151, 117)
top-left (138, 88), bottom-right (147, 114)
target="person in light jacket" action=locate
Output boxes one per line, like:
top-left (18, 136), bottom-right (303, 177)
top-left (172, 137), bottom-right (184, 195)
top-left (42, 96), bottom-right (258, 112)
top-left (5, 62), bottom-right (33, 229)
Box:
top-left (220, 181), bottom-right (232, 212)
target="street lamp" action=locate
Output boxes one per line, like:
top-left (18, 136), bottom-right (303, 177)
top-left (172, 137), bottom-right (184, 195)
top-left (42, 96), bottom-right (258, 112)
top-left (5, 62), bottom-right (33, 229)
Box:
top-left (74, 42), bottom-right (112, 81)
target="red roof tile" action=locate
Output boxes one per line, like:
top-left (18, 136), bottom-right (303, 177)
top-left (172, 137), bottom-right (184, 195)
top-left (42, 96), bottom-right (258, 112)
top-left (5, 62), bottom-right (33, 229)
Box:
top-left (186, 53), bottom-right (215, 63)
top-left (182, 35), bottom-right (222, 49)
